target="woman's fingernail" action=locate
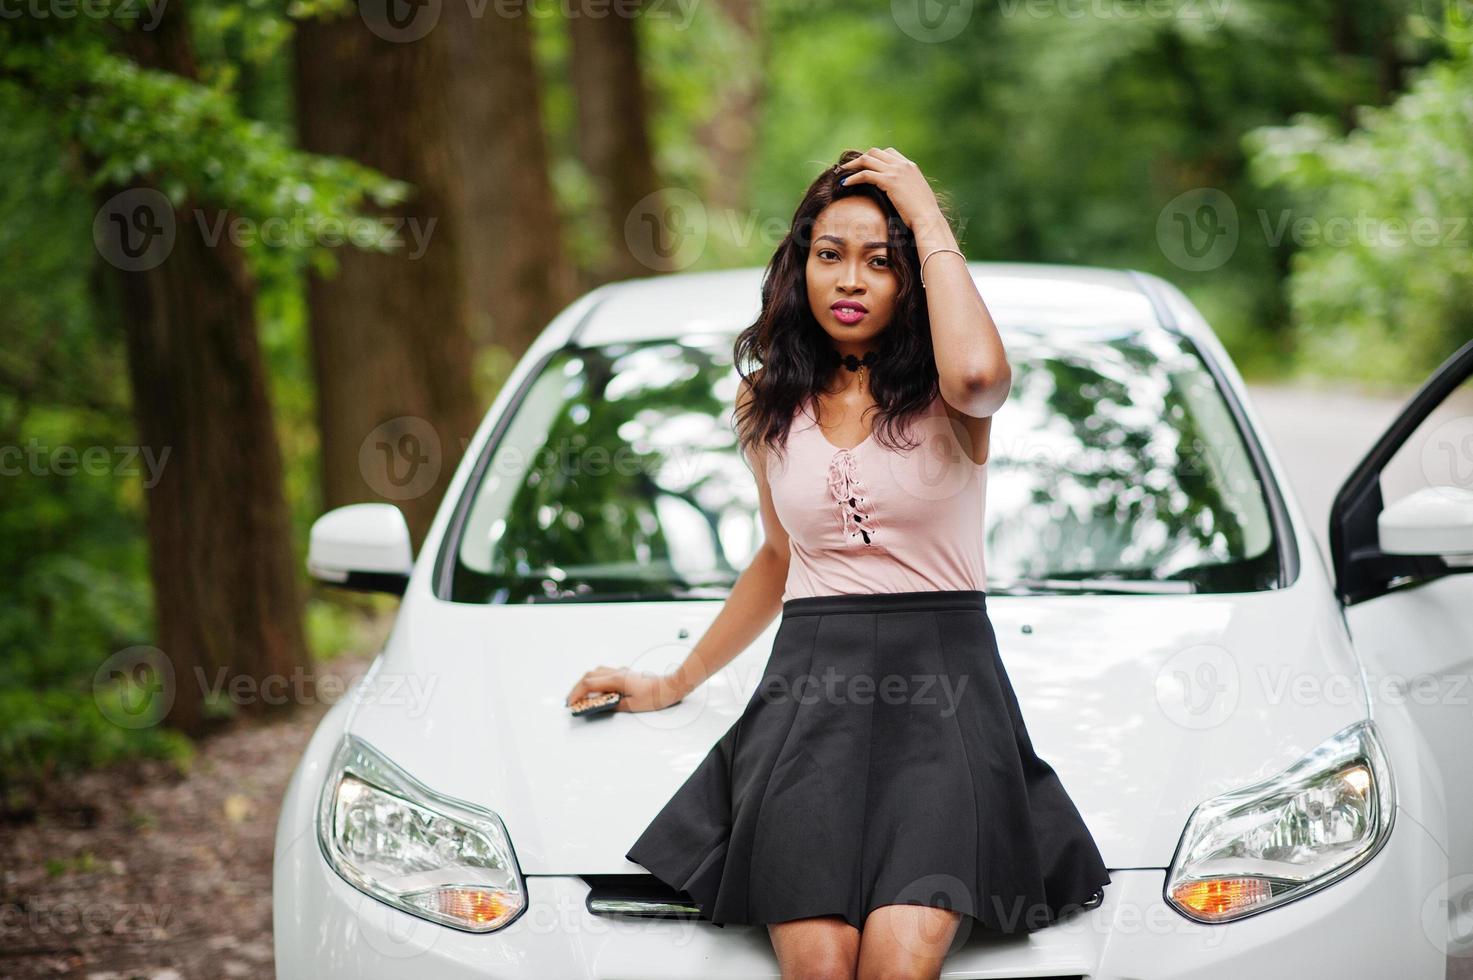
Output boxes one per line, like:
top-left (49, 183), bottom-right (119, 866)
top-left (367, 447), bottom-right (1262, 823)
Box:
top-left (840, 177), bottom-right (848, 185)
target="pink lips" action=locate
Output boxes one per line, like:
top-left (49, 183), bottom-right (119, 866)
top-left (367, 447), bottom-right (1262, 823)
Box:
top-left (831, 301), bottom-right (867, 324)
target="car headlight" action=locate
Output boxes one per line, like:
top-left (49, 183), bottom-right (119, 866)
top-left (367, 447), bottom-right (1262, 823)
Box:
top-left (1165, 719), bottom-right (1395, 923)
top-left (315, 733), bottom-right (527, 933)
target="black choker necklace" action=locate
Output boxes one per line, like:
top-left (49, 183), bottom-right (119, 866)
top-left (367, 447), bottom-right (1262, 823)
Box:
top-left (832, 349), bottom-right (878, 372)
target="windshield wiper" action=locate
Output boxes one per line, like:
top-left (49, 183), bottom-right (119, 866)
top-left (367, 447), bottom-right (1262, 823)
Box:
top-left (989, 576), bottom-right (1196, 595)
top-left (525, 586), bottom-right (731, 603)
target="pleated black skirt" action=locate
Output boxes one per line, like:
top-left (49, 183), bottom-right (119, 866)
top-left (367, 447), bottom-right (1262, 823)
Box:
top-left (624, 589), bottom-right (1111, 933)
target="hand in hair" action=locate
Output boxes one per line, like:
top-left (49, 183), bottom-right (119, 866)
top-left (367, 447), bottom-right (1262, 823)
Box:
top-left (836, 147), bottom-right (946, 240)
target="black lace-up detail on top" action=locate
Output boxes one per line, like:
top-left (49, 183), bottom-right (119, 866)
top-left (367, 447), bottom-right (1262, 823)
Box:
top-left (826, 448), bottom-right (879, 545)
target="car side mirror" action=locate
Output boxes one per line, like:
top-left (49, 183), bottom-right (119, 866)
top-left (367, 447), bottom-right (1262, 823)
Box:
top-left (307, 503), bottom-right (414, 596)
top-left (1377, 486), bottom-right (1473, 563)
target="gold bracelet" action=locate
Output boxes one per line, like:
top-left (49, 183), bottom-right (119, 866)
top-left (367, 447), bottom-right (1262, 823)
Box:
top-left (920, 247), bottom-right (966, 289)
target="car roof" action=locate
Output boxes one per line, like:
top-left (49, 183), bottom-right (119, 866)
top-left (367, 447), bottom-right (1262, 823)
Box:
top-left (565, 262), bottom-right (1171, 347)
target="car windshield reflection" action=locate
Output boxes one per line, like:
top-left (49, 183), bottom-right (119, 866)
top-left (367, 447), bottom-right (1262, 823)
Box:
top-left (444, 328), bottom-right (1279, 603)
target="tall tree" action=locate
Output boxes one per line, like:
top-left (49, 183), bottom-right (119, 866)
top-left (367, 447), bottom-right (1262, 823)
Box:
top-left (568, 2), bottom-right (664, 284)
top-left (443, 4), bottom-right (579, 356)
top-left (2, 4), bottom-right (409, 735)
top-left (294, 14), bottom-right (480, 549)
top-left (111, 9), bottom-right (312, 735)
top-left (695, 0), bottom-right (766, 217)
top-left (106, 177), bottom-right (311, 735)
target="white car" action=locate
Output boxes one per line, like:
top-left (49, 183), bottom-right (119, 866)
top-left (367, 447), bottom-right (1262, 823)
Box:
top-left (273, 263), bottom-right (1473, 978)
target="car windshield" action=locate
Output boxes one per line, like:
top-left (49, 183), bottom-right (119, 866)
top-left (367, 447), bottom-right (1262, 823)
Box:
top-left (442, 327), bottom-right (1280, 603)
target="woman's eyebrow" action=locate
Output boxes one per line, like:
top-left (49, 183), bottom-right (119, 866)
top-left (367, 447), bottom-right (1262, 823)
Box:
top-left (816, 234), bottom-right (889, 248)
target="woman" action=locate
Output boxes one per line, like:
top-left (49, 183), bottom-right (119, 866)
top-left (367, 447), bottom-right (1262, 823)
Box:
top-left (563, 147), bottom-right (1110, 978)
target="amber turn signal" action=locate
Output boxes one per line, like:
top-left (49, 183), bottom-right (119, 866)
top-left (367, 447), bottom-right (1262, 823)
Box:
top-left (1168, 877), bottom-right (1275, 920)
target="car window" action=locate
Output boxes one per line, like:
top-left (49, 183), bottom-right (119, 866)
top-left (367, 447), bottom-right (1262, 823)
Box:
top-left (988, 323), bottom-right (1277, 593)
top-left (446, 338), bottom-right (758, 603)
top-left (442, 328), bottom-right (1280, 603)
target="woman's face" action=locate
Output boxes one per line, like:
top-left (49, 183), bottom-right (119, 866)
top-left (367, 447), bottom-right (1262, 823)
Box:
top-left (804, 196), bottom-right (898, 351)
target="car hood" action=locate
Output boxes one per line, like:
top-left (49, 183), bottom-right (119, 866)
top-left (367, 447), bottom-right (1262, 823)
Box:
top-left (344, 581), bottom-right (1367, 874)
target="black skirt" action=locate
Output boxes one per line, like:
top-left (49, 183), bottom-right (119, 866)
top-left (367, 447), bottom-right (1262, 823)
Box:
top-left (624, 589), bottom-right (1111, 933)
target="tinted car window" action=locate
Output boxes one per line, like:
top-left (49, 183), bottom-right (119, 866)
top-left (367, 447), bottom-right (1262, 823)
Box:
top-left (443, 328), bottom-right (1279, 603)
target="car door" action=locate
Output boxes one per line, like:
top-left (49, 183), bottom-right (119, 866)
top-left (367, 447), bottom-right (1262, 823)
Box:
top-left (1328, 337), bottom-right (1473, 947)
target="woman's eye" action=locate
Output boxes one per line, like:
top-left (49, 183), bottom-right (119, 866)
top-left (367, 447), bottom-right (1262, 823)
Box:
top-left (815, 249), bottom-right (887, 266)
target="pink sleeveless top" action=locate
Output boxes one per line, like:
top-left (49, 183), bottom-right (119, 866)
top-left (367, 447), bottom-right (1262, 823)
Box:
top-left (760, 391), bottom-right (988, 602)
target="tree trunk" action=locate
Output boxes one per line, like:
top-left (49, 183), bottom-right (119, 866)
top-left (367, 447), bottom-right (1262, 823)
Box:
top-left (443, 2), bottom-right (579, 357)
top-left (294, 15), bottom-right (481, 550)
top-left (694, 0), bottom-right (765, 217)
top-left (106, 2), bottom-right (310, 735)
top-left (567, 1), bottom-right (665, 283)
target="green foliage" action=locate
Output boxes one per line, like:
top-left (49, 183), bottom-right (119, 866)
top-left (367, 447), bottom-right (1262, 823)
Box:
top-left (0, 6), bottom-right (405, 789)
top-left (531, 10), bottom-right (607, 276)
top-left (2, 35), bottom-right (409, 261)
top-left (1245, 40), bottom-right (1473, 382)
top-left (2, 0), bottom-right (1468, 797)
top-left (737, 0), bottom-right (1452, 381)
top-left (305, 593), bottom-right (396, 662)
top-left (0, 685), bottom-right (194, 805)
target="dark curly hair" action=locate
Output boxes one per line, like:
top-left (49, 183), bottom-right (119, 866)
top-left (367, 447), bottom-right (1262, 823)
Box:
top-left (732, 148), bottom-right (960, 464)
